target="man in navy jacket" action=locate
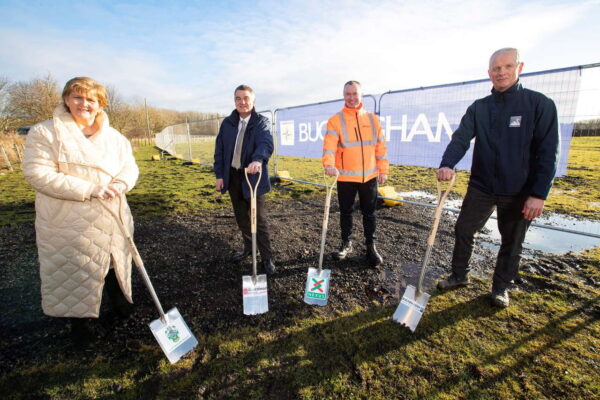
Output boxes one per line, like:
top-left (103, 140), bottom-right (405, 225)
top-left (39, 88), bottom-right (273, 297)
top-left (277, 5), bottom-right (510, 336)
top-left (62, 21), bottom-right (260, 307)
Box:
top-left (436, 48), bottom-right (559, 307)
top-left (214, 85), bottom-right (275, 274)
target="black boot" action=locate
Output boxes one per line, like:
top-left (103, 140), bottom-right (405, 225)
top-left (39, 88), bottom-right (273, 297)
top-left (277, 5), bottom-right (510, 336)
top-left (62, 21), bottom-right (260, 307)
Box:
top-left (334, 240), bottom-right (353, 260)
top-left (70, 318), bottom-right (94, 348)
top-left (366, 243), bottom-right (383, 267)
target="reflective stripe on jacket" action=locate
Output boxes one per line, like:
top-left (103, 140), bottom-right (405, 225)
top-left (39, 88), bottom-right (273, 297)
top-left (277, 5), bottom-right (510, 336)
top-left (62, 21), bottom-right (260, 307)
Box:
top-left (322, 104), bottom-right (388, 183)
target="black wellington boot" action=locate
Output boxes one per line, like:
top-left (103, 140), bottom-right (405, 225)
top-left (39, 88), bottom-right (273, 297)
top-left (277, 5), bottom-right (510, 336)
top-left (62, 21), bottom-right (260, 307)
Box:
top-left (366, 243), bottom-right (383, 267)
top-left (334, 240), bottom-right (353, 260)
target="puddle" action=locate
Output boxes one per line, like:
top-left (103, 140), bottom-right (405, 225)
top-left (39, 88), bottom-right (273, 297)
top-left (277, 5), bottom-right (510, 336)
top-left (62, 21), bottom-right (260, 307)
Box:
top-left (396, 191), bottom-right (600, 255)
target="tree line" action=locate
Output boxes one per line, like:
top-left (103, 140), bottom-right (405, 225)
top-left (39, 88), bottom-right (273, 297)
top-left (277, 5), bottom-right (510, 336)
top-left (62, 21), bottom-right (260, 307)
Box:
top-left (0, 74), bottom-right (220, 137)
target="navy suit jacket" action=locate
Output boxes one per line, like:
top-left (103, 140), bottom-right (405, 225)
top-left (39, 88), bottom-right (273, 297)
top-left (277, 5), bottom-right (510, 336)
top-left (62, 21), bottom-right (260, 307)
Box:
top-left (213, 109), bottom-right (273, 198)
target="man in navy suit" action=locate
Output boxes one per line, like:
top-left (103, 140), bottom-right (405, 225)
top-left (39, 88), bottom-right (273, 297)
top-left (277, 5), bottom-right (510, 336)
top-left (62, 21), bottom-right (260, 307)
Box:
top-left (214, 85), bottom-right (276, 274)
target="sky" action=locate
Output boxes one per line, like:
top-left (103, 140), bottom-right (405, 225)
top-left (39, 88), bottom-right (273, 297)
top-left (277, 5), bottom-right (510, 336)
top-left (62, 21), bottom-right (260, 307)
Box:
top-left (1, 0), bottom-right (599, 114)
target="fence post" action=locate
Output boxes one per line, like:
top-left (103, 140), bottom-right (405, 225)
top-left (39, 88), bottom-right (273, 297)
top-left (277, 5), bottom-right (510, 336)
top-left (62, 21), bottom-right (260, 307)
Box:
top-left (1, 145), bottom-right (13, 172)
top-left (186, 118), bottom-right (193, 161)
top-left (13, 144), bottom-right (22, 162)
top-left (272, 110), bottom-right (279, 174)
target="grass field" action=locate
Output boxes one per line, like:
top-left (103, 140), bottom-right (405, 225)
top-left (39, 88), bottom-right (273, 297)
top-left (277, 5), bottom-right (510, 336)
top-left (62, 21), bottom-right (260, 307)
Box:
top-left (3, 136), bottom-right (598, 226)
top-left (0, 142), bottom-right (599, 399)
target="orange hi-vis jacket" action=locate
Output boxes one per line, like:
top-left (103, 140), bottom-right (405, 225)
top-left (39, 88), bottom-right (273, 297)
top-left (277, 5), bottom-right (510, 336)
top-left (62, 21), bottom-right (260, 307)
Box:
top-left (322, 104), bottom-right (389, 183)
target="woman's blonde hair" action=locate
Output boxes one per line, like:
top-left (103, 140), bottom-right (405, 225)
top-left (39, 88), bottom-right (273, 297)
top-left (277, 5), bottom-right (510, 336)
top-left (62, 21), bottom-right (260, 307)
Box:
top-left (62, 77), bottom-right (109, 109)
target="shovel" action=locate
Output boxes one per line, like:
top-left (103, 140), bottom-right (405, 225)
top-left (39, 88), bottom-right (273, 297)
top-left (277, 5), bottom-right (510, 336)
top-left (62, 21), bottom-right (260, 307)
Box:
top-left (242, 167), bottom-right (269, 315)
top-left (99, 198), bottom-right (198, 363)
top-left (304, 170), bottom-right (339, 306)
top-left (392, 174), bottom-right (456, 332)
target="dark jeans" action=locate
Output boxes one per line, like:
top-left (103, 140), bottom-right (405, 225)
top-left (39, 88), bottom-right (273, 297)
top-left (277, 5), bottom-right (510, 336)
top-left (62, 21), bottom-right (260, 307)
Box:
top-left (229, 168), bottom-right (273, 260)
top-left (337, 177), bottom-right (378, 244)
top-left (451, 186), bottom-right (532, 291)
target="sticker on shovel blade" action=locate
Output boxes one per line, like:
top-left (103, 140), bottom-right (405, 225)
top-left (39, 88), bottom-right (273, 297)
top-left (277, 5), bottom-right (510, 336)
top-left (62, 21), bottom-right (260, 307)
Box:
top-left (152, 317), bottom-right (192, 353)
top-left (243, 285), bottom-right (267, 296)
top-left (306, 276), bottom-right (329, 300)
top-left (400, 296), bottom-right (426, 313)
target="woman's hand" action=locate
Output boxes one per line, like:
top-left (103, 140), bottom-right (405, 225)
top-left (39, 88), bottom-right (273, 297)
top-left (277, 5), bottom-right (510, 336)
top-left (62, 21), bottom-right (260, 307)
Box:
top-left (92, 184), bottom-right (119, 200)
top-left (110, 182), bottom-right (127, 196)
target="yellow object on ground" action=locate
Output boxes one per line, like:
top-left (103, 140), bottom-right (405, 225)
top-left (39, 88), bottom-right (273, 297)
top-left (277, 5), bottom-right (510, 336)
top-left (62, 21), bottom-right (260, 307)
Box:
top-left (151, 155), bottom-right (161, 161)
top-left (378, 186), bottom-right (403, 206)
top-left (191, 158), bottom-right (200, 163)
top-left (276, 170), bottom-right (292, 183)
top-left (175, 154), bottom-right (183, 159)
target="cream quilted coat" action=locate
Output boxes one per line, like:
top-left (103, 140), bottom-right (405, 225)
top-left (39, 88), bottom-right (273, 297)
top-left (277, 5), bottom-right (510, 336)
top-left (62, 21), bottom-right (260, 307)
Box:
top-left (23, 105), bottom-right (139, 318)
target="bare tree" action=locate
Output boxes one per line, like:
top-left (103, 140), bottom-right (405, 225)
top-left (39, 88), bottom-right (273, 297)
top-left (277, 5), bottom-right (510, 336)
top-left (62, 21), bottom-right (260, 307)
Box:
top-left (1, 73), bottom-right (220, 137)
top-left (105, 85), bottom-right (133, 133)
top-left (7, 73), bottom-right (61, 128)
top-left (0, 77), bottom-right (11, 133)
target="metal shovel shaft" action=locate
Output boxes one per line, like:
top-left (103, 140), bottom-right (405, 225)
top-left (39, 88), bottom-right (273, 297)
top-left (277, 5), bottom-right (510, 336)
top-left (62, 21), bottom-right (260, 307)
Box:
top-left (99, 198), bottom-right (167, 322)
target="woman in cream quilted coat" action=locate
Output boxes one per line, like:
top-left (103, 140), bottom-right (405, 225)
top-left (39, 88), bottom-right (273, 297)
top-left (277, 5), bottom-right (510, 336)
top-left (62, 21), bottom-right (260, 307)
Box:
top-left (23, 77), bottom-right (139, 342)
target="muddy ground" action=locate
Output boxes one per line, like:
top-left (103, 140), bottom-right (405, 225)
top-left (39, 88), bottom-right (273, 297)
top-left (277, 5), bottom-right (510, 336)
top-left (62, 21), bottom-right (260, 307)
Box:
top-left (0, 187), bottom-right (589, 376)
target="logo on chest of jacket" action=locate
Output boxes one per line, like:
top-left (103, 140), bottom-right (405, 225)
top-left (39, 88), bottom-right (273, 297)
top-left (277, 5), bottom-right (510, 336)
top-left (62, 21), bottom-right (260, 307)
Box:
top-left (509, 116), bottom-right (522, 128)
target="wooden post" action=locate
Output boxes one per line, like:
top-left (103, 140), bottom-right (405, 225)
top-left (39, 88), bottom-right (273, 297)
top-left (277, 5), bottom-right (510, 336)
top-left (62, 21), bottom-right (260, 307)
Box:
top-left (186, 118), bottom-right (193, 161)
top-left (13, 144), bottom-right (22, 162)
top-left (144, 98), bottom-right (152, 141)
top-left (1, 145), bottom-right (13, 171)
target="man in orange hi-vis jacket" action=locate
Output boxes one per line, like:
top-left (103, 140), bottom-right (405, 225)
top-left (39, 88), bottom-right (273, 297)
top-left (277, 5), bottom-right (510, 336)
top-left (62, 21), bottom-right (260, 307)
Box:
top-left (323, 80), bottom-right (389, 266)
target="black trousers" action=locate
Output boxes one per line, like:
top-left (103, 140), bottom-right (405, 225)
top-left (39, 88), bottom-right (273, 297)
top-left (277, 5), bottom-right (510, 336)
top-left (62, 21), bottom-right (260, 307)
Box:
top-left (451, 186), bottom-right (532, 291)
top-left (337, 177), bottom-right (378, 244)
top-left (228, 168), bottom-right (273, 260)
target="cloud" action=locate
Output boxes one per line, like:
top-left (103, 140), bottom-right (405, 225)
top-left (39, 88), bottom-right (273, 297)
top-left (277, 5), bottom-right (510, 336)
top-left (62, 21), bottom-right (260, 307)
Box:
top-left (0, 27), bottom-right (196, 108)
top-left (0, 0), bottom-right (595, 115)
top-left (189, 0), bottom-right (591, 111)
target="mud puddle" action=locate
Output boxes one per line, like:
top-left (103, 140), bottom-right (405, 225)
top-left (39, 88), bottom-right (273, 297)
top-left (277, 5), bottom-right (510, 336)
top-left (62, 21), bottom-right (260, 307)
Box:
top-left (396, 190), bottom-right (600, 254)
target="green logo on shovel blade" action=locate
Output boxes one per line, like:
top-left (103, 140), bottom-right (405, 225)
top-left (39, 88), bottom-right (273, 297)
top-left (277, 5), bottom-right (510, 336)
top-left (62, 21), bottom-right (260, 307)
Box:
top-left (307, 278), bottom-right (327, 299)
top-left (165, 325), bottom-right (180, 343)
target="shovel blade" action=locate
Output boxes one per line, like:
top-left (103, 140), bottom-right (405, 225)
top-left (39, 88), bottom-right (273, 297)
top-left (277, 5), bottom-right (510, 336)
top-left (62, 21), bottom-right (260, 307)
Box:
top-left (149, 307), bottom-right (198, 364)
top-left (392, 285), bottom-right (431, 332)
top-left (303, 268), bottom-right (331, 306)
top-left (242, 274), bottom-right (269, 315)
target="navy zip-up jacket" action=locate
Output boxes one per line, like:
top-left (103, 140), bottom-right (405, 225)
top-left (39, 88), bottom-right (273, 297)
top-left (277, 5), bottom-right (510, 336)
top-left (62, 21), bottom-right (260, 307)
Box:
top-left (214, 108), bottom-right (273, 198)
top-left (440, 81), bottom-right (559, 200)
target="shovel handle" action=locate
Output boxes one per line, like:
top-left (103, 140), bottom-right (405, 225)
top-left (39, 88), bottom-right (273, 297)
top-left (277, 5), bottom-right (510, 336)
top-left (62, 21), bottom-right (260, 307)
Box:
top-left (318, 170), bottom-right (339, 272)
top-left (97, 197), bottom-right (167, 322)
top-left (244, 167), bottom-right (262, 280)
top-left (427, 174), bottom-right (456, 246)
top-left (417, 173), bottom-right (456, 294)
